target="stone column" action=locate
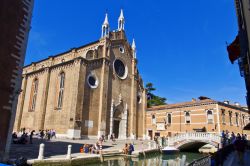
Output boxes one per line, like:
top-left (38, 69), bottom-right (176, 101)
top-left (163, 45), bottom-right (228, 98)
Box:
top-left (109, 99), bottom-right (114, 137)
top-left (39, 67), bottom-right (51, 130)
top-left (14, 75), bottom-right (28, 131)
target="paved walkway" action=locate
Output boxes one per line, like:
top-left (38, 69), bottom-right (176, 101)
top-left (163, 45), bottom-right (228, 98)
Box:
top-left (223, 150), bottom-right (250, 166)
top-left (9, 136), bottom-right (153, 160)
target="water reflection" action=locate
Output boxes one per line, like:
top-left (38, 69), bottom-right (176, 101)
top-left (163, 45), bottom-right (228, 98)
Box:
top-left (87, 152), bottom-right (205, 166)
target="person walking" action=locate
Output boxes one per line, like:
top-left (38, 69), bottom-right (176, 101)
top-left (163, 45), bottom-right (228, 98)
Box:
top-left (111, 133), bottom-right (116, 145)
top-left (40, 130), bottom-right (44, 139)
top-left (29, 130), bottom-right (35, 144)
top-left (51, 129), bottom-right (57, 139)
top-left (47, 130), bottom-right (51, 141)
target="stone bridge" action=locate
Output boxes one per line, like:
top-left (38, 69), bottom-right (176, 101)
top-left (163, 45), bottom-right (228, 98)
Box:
top-left (165, 132), bottom-right (221, 150)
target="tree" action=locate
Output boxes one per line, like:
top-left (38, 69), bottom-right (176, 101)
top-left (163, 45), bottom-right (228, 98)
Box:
top-left (146, 83), bottom-right (167, 107)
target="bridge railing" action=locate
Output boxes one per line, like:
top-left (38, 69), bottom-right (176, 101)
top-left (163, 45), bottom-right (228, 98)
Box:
top-left (188, 155), bottom-right (211, 166)
top-left (165, 132), bottom-right (221, 146)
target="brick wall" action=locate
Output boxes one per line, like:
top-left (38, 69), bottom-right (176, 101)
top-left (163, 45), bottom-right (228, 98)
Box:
top-left (0, 0), bottom-right (33, 160)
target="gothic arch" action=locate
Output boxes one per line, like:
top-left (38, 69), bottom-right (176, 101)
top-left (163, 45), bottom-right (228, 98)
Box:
top-left (86, 50), bottom-right (94, 60)
top-left (111, 101), bottom-right (128, 139)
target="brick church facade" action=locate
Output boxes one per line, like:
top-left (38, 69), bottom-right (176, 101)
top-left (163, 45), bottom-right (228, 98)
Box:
top-left (14, 10), bottom-right (147, 139)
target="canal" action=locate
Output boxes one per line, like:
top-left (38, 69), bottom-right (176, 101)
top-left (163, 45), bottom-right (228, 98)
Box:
top-left (86, 152), bottom-right (206, 166)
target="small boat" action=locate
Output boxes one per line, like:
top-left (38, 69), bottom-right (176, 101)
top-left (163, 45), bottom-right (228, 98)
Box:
top-left (161, 146), bottom-right (179, 154)
top-left (198, 144), bottom-right (217, 154)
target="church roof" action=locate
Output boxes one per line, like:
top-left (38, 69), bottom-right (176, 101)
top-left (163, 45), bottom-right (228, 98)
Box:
top-left (147, 98), bottom-right (247, 112)
top-left (24, 40), bottom-right (99, 68)
top-left (147, 99), bottom-right (216, 111)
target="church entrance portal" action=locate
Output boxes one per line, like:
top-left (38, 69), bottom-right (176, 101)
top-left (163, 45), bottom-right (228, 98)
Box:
top-left (111, 104), bottom-right (127, 139)
top-left (113, 120), bottom-right (120, 138)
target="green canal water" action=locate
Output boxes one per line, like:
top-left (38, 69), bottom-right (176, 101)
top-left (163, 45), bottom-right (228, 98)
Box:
top-left (86, 152), bottom-right (206, 166)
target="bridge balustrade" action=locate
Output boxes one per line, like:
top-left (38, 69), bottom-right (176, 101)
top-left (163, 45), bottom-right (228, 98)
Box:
top-left (165, 132), bottom-right (221, 147)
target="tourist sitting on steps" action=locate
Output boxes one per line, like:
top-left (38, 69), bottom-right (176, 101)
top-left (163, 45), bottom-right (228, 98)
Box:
top-left (91, 142), bottom-right (100, 154)
top-left (83, 144), bottom-right (90, 153)
top-left (128, 143), bottom-right (134, 155)
top-left (80, 146), bottom-right (83, 153)
top-left (122, 143), bottom-right (129, 154)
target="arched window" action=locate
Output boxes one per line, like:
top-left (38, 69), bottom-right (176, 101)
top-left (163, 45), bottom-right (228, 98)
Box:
top-left (207, 110), bottom-right (214, 124)
top-left (229, 111), bottom-right (232, 125)
top-left (57, 72), bottom-right (65, 108)
top-left (235, 113), bottom-right (239, 126)
top-left (221, 109), bottom-right (226, 124)
top-left (86, 50), bottom-right (94, 60)
top-left (242, 114), bottom-right (245, 126)
top-left (167, 113), bottom-right (172, 124)
top-left (152, 114), bottom-right (156, 125)
top-left (185, 112), bottom-right (191, 124)
top-left (29, 78), bottom-right (38, 111)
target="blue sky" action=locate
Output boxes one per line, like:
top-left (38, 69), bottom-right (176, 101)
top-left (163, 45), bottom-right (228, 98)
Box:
top-left (25, 0), bottom-right (246, 105)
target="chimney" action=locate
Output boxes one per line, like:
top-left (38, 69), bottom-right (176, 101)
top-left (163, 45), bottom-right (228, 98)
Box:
top-left (234, 102), bottom-right (240, 107)
top-left (192, 98), bottom-right (197, 102)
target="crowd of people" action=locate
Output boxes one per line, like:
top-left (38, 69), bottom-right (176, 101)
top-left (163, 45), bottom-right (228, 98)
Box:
top-left (12, 128), bottom-right (57, 144)
top-left (221, 130), bottom-right (248, 147)
top-left (79, 133), bottom-right (135, 155)
top-left (80, 142), bottom-right (102, 154)
top-left (221, 130), bottom-right (248, 165)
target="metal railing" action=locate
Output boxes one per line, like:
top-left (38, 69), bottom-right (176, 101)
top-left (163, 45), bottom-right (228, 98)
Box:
top-left (188, 155), bottom-right (211, 166)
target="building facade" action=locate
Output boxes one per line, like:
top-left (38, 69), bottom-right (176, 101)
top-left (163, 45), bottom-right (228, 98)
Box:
top-left (14, 11), bottom-right (147, 139)
top-left (146, 98), bottom-right (250, 139)
top-left (233, 0), bottom-right (250, 111)
top-left (0, 0), bottom-right (34, 161)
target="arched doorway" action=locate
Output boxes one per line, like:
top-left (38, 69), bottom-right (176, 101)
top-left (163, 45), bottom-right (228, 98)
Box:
top-left (113, 109), bottom-right (122, 138)
top-left (112, 105), bottom-right (127, 139)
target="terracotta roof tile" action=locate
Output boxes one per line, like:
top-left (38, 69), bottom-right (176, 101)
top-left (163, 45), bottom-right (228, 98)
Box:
top-left (147, 99), bottom-right (217, 111)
